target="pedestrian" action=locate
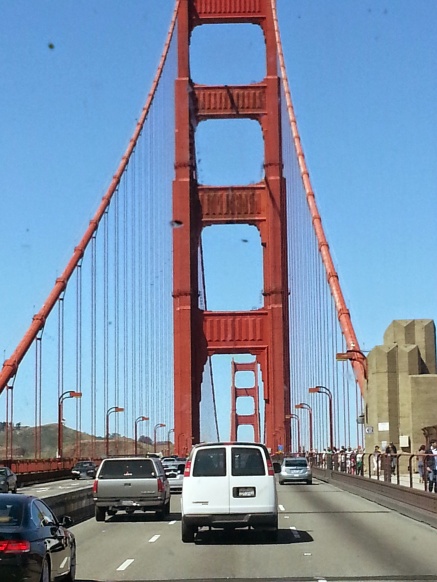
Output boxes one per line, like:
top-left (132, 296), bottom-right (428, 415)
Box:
top-left (384, 443), bottom-right (393, 481)
top-left (372, 445), bottom-right (381, 474)
top-left (356, 446), bottom-right (364, 476)
top-left (425, 439), bottom-right (437, 492)
top-left (389, 441), bottom-right (397, 475)
top-left (416, 444), bottom-right (426, 483)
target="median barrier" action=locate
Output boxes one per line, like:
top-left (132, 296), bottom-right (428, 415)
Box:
top-left (41, 485), bottom-right (95, 524)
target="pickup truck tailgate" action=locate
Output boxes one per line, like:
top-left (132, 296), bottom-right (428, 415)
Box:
top-left (95, 458), bottom-right (160, 500)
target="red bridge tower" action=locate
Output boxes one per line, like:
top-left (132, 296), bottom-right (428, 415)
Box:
top-left (173, 0), bottom-right (290, 454)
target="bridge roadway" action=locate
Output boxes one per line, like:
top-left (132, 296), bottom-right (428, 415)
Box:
top-left (21, 476), bottom-right (437, 580)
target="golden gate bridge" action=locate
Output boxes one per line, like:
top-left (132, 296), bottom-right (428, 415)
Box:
top-left (0, 0), bottom-right (368, 466)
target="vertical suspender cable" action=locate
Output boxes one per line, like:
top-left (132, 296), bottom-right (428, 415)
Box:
top-left (271, 0), bottom-right (366, 395)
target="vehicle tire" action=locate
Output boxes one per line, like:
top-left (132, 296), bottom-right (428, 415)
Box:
top-left (307, 480), bottom-right (312, 485)
top-left (40, 557), bottom-right (50, 582)
top-left (95, 506), bottom-right (106, 522)
top-left (63, 546), bottom-right (76, 582)
top-left (107, 509), bottom-right (117, 516)
top-left (181, 518), bottom-right (196, 543)
top-left (279, 480), bottom-right (284, 485)
top-left (164, 499), bottom-right (170, 516)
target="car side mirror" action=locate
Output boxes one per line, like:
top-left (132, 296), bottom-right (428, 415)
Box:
top-left (59, 515), bottom-right (73, 528)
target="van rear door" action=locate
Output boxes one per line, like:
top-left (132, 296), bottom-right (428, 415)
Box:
top-left (186, 446), bottom-right (229, 514)
top-left (228, 445), bottom-right (276, 514)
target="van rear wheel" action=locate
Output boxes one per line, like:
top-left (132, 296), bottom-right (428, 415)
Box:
top-left (181, 518), bottom-right (197, 543)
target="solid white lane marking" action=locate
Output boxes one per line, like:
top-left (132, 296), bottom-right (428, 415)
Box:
top-left (117, 559), bottom-right (134, 571)
top-left (149, 534), bottom-right (160, 543)
top-left (278, 504), bottom-right (285, 511)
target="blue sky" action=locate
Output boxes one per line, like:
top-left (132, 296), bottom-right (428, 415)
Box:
top-left (1, 1), bottom-right (436, 434)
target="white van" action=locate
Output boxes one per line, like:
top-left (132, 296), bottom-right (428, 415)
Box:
top-left (180, 442), bottom-right (280, 542)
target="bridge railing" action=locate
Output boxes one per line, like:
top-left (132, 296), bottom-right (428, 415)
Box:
top-left (309, 451), bottom-right (432, 492)
top-left (0, 457), bottom-right (99, 487)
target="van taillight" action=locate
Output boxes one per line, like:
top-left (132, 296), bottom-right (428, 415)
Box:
top-left (157, 477), bottom-right (164, 492)
top-left (183, 460), bottom-right (192, 477)
top-left (92, 480), bottom-right (98, 495)
top-left (266, 459), bottom-right (274, 476)
top-left (0, 540), bottom-right (30, 553)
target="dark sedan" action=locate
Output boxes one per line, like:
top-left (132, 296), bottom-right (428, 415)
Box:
top-left (0, 467), bottom-right (17, 493)
top-left (0, 494), bottom-right (76, 582)
top-left (71, 461), bottom-right (96, 480)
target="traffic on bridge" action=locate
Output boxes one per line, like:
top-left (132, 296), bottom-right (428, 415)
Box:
top-left (1, 0), bottom-right (436, 581)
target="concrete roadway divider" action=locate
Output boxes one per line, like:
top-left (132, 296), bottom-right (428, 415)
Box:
top-left (41, 486), bottom-right (95, 524)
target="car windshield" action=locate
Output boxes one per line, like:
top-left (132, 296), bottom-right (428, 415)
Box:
top-left (0, 502), bottom-right (23, 526)
top-left (284, 458), bottom-right (308, 467)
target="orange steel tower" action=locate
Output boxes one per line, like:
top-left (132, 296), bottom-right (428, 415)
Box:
top-left (173, 0), bottom-right (290, 455)
top-left (230, 360), bottom-right (261, 443)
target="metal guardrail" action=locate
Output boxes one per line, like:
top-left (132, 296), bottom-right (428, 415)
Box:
top-left (0, 457), bottom-right (99, 487)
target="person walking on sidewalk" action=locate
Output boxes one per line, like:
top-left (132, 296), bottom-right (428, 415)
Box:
top-left (425, 440), bottom-right (437, 492)
top-left (417, 444), bottom-right (426, 484)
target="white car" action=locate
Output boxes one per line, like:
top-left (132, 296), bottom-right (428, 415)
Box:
top-left (164, 462), bottom-right (185, 493)
top-left (180, 442), bottom-right (280, 542)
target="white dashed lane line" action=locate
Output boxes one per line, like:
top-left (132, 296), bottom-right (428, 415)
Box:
top-left (117, 559), bottom-right (134, 571)
top-left (149, 534), bottom-right (160, 543)
top-left (278, 504), bottom-right (285, 511)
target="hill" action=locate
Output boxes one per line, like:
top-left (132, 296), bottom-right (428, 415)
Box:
top-left (0, 424), bottom-right (168, 459)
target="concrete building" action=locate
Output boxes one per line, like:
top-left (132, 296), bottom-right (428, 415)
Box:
top-left (364, 319), bottom-right (437, 469)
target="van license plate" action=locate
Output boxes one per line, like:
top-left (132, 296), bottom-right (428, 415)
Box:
top-left (237, 487), bottom-right (255, 497)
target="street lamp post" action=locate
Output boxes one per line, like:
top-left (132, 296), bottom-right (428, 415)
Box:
top-left (167, 428), bottom-right (175, 455)
top-left (285, 413), bottom-right (301, 454)
top-left (58, 391), bottom-right (82, 458)
top-left (153, 423), bottom-right (166, 454)
top-left (309, 386), bottom-right (334, 451)
top-left (134, 416), bottom-right (149, 455)
top-left (336, 349), bottom-right (368, 380)
top-left (295, 403), bottom-right (313, 453)
top-left (106, 406), bottom-right (124, 456)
